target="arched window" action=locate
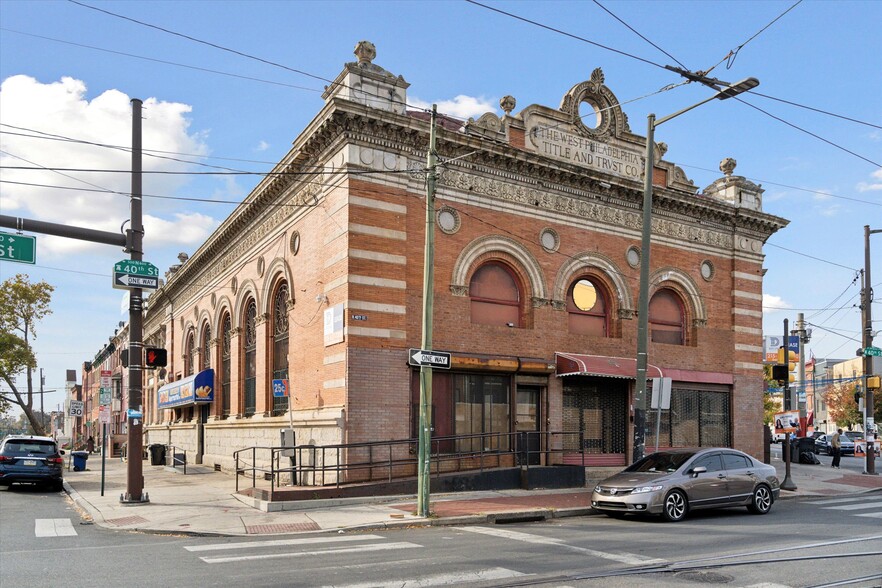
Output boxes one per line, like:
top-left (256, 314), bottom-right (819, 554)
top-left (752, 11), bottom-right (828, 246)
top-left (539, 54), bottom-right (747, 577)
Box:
top-left (469, 262), bottom-right (521, 327)
top-left (271, 283), bottom-right (289, 416)
top-left (242, 300), bottom-right (257, 416)
top-left (566, 277), bottom-right (608, 336)
top-left (220, 313), bottom-right (231, 417)
top-left (200, 324), bottom-right (211, 371)
top-left (649, 288), bottom-right (685, 345)
top-left (184, 330), bottom-right (195, 377)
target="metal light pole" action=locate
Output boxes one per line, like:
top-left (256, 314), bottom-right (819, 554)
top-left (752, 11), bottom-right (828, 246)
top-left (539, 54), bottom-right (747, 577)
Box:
top-left (633, 78), bottom-right (760, 462)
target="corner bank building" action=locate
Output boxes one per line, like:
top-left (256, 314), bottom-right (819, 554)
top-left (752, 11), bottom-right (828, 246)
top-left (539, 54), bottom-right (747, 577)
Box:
top-left (140, 42), bottom-right (787, 475)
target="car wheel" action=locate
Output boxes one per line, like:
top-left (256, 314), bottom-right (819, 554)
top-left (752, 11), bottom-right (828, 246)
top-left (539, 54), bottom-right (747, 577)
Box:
top-left (748, 485), bottom-right (773, 514)
top-left (662, 490), bottom-right (688, 522)
top-left (827, 446), bottom-right (833, 456)
top-left (51, 480), bottom-right (64, 492)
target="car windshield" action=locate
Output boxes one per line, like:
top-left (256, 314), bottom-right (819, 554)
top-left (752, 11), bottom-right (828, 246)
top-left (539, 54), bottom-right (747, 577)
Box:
top-left (623, 451), bottom-right (695, 473)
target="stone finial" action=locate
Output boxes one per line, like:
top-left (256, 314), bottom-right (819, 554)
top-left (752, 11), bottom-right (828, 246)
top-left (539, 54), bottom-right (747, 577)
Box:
top-left (657, 142), bottom-right (668, 158)
top-left (177, 252), bottom-right (189, 263)
top-left (354, 40), bottom-right (376, 65)
top-left (720, 157), bottom-right (737, 176)
top-left (500, 95), bottom-right (516, 115)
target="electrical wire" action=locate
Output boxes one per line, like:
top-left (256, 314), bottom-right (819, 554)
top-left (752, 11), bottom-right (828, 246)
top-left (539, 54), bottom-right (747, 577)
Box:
top-left (765, 242), bottom-right (860, 272)
top-left (464, 0), bottom-right (668, 71)
top-left (0, 27), bottom-right (323, 94)
top-left (590, 0), bottom-right (687, 69)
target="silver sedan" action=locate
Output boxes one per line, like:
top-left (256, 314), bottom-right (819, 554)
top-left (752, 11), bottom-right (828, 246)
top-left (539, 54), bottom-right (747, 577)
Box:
top-left (591, 447), bottom-right (780, 522)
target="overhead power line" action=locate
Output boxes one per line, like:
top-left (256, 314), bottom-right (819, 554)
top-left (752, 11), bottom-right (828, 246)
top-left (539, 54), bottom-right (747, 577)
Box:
top-left (765, 242), bottom-right (860, 272)
top-left (590, 0), bottom-right (687, 69)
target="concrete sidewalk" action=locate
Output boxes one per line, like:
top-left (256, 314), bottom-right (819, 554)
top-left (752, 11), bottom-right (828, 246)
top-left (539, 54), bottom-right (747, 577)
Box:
top-left (62, 452), bottom-right (882, 537)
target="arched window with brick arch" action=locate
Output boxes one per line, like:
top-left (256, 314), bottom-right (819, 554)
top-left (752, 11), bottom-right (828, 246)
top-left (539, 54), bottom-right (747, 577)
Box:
top-left (469, 261), bottom-right (522, 327)
top-left (184, 330), bottom-right (195, 377)
top-left (566, 277), bottom-right (608, 336)
top-left (271, 282), bottom-right (289, 416)
top-left (200, 323), bottom-right (211, 371)
top-left (220, 312), bottom-right (232, 417)
top-left (242, 299), bottom-right (257, 417)
top-left (649, 288), bottom-right (685, 345)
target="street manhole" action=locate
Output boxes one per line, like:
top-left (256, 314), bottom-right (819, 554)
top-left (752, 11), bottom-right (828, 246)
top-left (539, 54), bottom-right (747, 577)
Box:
top-left (675, 570), bottom-right (734, 584)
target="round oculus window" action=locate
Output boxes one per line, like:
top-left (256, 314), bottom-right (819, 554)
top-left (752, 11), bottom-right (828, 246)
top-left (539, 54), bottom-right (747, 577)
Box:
top-left (540, 228), bottom-right (560, 252)
top-left (437, 207), bottom-right (460, 234)
top-left (572, 279), bottom-right (599, 311)
top-left (700, 260), bottom-right (715, 281)
top-left (626, 246), bottom-right (640, 268)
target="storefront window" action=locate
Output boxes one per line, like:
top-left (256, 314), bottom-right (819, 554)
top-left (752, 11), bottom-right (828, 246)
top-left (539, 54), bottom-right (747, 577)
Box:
top-left (271, 283), bottom-right (289, 416)
top-left (453, 374), bottom-right (510, 452)
top-left (567, 277), bottom-right (607, 336)
top-left (221, 313), bottom-right (231, 417)
top-left (649, 288), bottom-right (685, 345)
top-left (243, 300), bottom-right (257, 417)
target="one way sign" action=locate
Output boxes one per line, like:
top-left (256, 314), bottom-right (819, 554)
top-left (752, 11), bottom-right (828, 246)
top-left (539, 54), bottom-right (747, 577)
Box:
top-left (408, 348), bottom-right (451, 369)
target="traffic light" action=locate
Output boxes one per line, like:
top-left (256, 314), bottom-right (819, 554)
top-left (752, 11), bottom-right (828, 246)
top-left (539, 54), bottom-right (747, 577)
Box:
top-left (775, 347), bottom-right (797, 383)
top-left (145, 347), bottom-right (167, 368)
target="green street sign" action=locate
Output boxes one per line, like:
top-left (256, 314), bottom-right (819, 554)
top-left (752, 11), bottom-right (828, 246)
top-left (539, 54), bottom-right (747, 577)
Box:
top-left (865, 346), bottom-right (882, 357)
top-left (113, 259), bottom-right (160, 290)
top-left (99, 388), bottom-right (112, 406)
top-left (0, 231), bottom-right (36, 264)
top-left (114, 260), bottom-right (158, 277)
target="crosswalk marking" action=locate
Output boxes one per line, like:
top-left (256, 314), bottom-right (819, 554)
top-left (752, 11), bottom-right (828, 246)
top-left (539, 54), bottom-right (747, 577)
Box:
top-left (320, 567), bottom-right (528, 588)
top-left (454, 526), bottom-right (666, 566)
top-left (856, 512), bottom-right (882, 519)
top-left (822, 500), bottom-right (882, 511)
top-left (199, 541), bottom-right (420, 564)
top-left (807, 496), bottom-right (869, 505)
top-left (184, 534), bottom-right (384, 552)
top-left (34, 518), bottom-right (77, 537)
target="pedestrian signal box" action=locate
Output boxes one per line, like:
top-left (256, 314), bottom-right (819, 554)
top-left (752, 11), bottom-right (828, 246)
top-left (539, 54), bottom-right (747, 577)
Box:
top-left (145, 347), bottom-right (168, 368)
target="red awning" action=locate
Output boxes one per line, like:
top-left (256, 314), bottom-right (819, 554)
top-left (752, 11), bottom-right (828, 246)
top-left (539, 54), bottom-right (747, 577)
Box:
top-left (555, 352), bottom-right (661, 379)
top-left (555, 352), bottom-right (734, 385)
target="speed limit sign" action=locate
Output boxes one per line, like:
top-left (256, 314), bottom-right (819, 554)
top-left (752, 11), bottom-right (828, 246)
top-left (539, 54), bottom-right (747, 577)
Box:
top-left (69, 400), bottom-right (84, 417)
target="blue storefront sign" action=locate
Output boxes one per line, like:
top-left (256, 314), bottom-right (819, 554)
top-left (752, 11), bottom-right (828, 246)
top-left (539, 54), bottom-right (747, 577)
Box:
top-left (157, 369), bottom-right (215, 409)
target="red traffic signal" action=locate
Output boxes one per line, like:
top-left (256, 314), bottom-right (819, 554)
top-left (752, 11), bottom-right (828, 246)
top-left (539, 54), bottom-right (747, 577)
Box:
top-left (145, 347), bottom-right (168, 368)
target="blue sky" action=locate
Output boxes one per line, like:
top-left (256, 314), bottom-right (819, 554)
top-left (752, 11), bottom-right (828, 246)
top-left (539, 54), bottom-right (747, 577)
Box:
top-left (1, 0), bottom-right (880, 415)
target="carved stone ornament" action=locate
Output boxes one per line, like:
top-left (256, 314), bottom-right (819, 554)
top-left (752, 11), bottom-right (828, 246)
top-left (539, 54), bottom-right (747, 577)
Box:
top-left (354, 40), bottom-right (376, 64)
top-left (500, 95), bottom-right (516, 115)
top-left (449, 285), bottom-right (469, 297)
top-left (720, 157), bottom-right (737, 176)
top-left (558, 67), bottom-right (631, 139)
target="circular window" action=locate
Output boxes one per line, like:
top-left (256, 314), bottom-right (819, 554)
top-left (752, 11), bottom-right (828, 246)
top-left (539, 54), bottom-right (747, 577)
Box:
top-left (290, 231), bottom-right (301, 255)
top-left (578, 100), bottom-right (601, 130)
top-left (540, 228), bottom-right (560, 253)
top-left (700, 260), bottom-right (715, 281)
top-left (626, 246), bottom-right (641, 268)
top-left (572, 279), bottom-right (599, 311)
top-left (436, 206), bottom-right (460, 234)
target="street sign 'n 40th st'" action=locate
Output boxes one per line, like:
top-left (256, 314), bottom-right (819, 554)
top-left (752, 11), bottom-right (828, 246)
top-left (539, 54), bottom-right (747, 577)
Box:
top-left (113, 259), bottom-right (159, 290)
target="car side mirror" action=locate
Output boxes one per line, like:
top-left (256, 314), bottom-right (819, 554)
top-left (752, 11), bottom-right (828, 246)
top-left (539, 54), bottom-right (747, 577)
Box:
top-left (691, 466), bottom-right (707, 477)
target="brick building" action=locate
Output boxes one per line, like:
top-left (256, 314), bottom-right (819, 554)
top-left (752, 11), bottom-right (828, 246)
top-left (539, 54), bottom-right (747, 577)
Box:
top-left (136, 41), bottom-right (786, 473)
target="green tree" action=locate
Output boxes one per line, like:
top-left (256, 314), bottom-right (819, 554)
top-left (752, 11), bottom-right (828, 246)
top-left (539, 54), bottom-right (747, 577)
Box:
top-left (824, 382), bottom-right (862, 429)
top-left (0, 273), bottom-right (54, 435)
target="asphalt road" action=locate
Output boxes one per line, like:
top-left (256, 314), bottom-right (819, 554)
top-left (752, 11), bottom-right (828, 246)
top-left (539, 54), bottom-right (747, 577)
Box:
top-left (2, 482), bottom-right (880, 588)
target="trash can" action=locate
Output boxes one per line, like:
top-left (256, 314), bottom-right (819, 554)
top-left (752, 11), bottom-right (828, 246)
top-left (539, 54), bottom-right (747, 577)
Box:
top-left (148, 444), bottom-right (166, 466)
top-left (71, 451), bottom-right (89, 472)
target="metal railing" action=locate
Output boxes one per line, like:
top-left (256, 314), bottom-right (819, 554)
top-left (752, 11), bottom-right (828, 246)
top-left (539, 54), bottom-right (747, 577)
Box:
top-left (234, 430), bottom-right (594, 494)
top-left (166, 445), bottom-right (187, 474)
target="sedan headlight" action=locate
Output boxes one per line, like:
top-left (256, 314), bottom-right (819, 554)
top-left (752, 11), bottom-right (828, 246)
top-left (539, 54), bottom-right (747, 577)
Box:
top-left (631, 485), bottom-right (664, 494)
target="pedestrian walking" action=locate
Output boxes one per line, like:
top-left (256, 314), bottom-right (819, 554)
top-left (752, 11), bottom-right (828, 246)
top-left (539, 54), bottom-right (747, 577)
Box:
top-left (87, 435), bottom-right (95, 454)
top-left (831, 428), bottom-right (842, 468)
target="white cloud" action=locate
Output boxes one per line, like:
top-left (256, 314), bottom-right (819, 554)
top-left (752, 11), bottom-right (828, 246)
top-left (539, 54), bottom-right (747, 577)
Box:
top-left (0, 74), bottom-right (216, 257)
top-left (408, 94), bottom-right (497, 120)
top-left (255, 140), bottom-right (270, 152)
top-left (856, 168), bottom-right (882, 192)
top-left (144, 212), bottom-right (219, 246)
top-left (763, 294), bottom-right (791, 312)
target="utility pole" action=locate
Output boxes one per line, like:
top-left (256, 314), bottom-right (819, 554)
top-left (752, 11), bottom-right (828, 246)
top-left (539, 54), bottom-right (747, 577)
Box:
top-left (795, 313), bottom-right (810, 434)
top-left (862, 225), bottom-right (879, 475)
top-left (781, 317), bottom-right (796, 491)
top-left (417, 105), bottom-right (438, 517)
top-left (123, 99), bottom-right (148, 503)
top-left (40, 368), bottom-right (45, 433)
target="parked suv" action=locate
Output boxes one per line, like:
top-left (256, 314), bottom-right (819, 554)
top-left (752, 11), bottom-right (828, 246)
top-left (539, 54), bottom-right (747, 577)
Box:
top-left (813, 433), bottom-right (855, 456)
top-left (0, 435), bottom-right (65, 491)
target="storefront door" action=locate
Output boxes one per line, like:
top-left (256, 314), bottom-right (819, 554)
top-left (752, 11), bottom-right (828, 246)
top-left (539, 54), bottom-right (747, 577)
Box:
top-left (515, 386), bottom-right (541, 465)
top-left (562, 378), bottom-right (627, 466)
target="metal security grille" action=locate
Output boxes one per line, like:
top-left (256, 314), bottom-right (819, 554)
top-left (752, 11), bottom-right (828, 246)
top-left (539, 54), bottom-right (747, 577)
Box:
top-left (562, 380), bottom-right (627, 454)
top-left (647, 388), bottom-right (730, 448)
